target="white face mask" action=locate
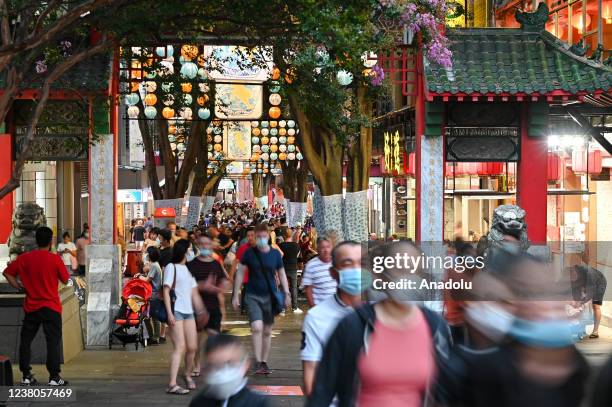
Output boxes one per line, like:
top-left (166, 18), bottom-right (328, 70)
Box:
top-left (465, 302), bottom-right (514, 343)
top-left (203, 363), bottom-right (247, 400)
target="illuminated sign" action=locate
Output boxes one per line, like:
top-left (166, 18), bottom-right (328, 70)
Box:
top-left (383, 130), bottom-right (402, 175)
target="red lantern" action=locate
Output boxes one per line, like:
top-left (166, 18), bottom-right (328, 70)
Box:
top-left (547, 152), bottom-right (561, 181)
top-left (477, 162), bottom-right (504, 176)
top-left (572, 150), bottom-right (603, 174)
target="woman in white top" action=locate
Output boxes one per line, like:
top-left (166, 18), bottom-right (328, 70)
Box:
top-left (163, 239), bottom-right (206, 395)
top-left (57, 232), bottom-right (77, 275)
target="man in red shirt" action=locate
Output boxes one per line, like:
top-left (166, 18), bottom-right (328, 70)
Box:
top-left (3, 226), bottom-right (71, 386)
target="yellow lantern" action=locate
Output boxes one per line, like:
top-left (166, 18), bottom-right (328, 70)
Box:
top-left (181, 83), bottom-right (193, 93)
top-left (287, 136), bottom-right (295, 144)
top-left (131, 60), bottom-right (142, 79)
top-left (130, 81), bottom-right (140, 92)
top-left (284, 67), bottom-right (296, 84)
top-left (279, 152), bottom-right (287, 160)
top-left (279, 128), bottom-right (287, 136)
top-left (197, 54), bottom-right (206, 66)
top-left (271, 67), bottom-right (281, 80)
top-left (270, 144), bottom-right (278, 153)
top-left (270, 121), bottom-right (278, 128)
top-left (252, 128), bottom-right (261, 136)
top-left (162, 107), bottom-right (175, 119)
top-left (261, 136), bottom-right (269, 145)
top-left (144, 93), bottom-right (157, 106)
top-left (214, 143), bottom-right (222, 152)
top-left (207, 135), bottom-right (213, 143)
top-left (269, 107), bottom-right (281, 119)
top-left (181, 44), bottom-right (199, 60)
top-left (197, 95), bottom-right (209, 106)
top-left (168, 125), bottom-right (177, 134)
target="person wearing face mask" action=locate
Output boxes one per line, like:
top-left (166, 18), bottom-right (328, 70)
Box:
top-left (307, 241), bottom-right (451, 407)
top-left (301, 241), bottom-right (364, 400)
top-left (189, 334), bottom-right (271, 407)
top-left (232, 223), bottom-right (291, 375)
top-left (187, 234), bottom-right (229, 377)
top-left (75, 230), bottom-right (89, 277)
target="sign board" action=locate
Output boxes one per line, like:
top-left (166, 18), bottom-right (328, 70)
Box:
top-left (153, 207), bottom-right (176, 218)
top-left (117, 189), bottom-right (144, 203)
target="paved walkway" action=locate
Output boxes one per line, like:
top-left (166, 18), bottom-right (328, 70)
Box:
top-left (9, 303), bottom-right (612, 407)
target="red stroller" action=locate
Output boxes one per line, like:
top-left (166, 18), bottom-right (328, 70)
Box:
top-left (109, 278), bottom-right (152, 350)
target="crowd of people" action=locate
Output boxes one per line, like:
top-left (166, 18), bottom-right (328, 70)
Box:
top-left (4, 198), bottom-right (612, 407)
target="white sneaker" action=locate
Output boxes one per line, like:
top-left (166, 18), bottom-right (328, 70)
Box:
top-left (48, 376), bottom-right (69, 386)
top-left (280, 311), bottom-right (286, 317)
top-left (293, 308), bottom-right (304, 314)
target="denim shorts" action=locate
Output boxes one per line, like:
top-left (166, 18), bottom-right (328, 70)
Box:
top-left (174, 311), bottom-right (194, 321)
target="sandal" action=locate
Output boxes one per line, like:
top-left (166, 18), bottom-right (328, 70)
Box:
top-left (166, 385), bottom-right (189, 395)
top-left (184, 375), bottom-right (197, 390)
top-left (589, 333), bottom-right (599, 339)
top-left (191, 367), bottom-right (201, 377)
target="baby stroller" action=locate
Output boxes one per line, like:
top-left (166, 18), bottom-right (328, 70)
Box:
top-left (109, 278), bottom-right (152, 350)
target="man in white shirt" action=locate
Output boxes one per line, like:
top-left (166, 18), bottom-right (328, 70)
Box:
top-left (301, 236), bottom-right (336, 306)
top-left (57, 232), bottom-right (77, 275)
top-left (301, 241), bottom-right (364, 398)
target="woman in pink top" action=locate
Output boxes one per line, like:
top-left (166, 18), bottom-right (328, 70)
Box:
top-left (306, 241), bottom-right (451, 407)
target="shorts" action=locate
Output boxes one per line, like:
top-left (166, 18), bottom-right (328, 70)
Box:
top-left (174, 311), bottom-right (194, 321)
top-left (591, 280), bottom-right (607, 305)
top-left (78, 265), bottom-right (86, 276)
top-left (205, 308), bottom-right (222, 332)
top-left (244, 293), bottom-right (274, 325)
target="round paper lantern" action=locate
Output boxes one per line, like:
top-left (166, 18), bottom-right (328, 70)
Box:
top-left (287, 144), bottom-right (296, 152)
top-left (207, 144), bottom-right (213, 151)
top-left (271, 121), bottom-right (279, 128)
top-left (287, 120), bottom-right (296, 128)
top-left (144, 93), bottom-right (157, 106)
top-left (214, 144), bottom-right (222, 152)
top-left (269, 81), bottom-right (281, 93)
top-left (125, 93), bottom-right (140, 106)
top-left (270, 152), bottom-right (278, 161)
top-left (271, 67), bottom-right (281, 80)
top-left (284, 68), bottom-right (297, 84)
top-left (279, 136), bottom-right (287, 144)
top-left (336, 70), bottom-right (353, 86)
top-left (181, 83), bottom-right (193, 93)
top-left (261, 128), bottom-right (269, 137)
top-left (252, 127), bottom-right (261, 136)
top-left (251, 137), bottom-right (260, 144)
top-left (269, 94), bottom-right (282, 106)
top-left (182, 94), bottom-right (193, 105)
top-left (261, 145), bottom-right (270, 153)
top-left (156, 45), bottom-right (173, 57)
top-left (127, 106), bottom-right (139, 118)
top-left (161, 82), bottom-right (173, 92)
top-left (180, 62), bottom-right (198, 79)
top-left (197, 95), bottom-right (209, 106)
top-left (168, 125), bottom-right (177, 134)
top-left (257, 169), bottom-right (263, 173)
top-left (296, 152), bottom-right (303, 160)
top-left (159, 60), bottom-right (174, 76)
top-left (269, 107), bottom-right (281, 119)
top-left (213, 126), bottom-right (222, 134)
top-left (270, 144), bottom-right (278, 153)
top-left (270, 136), bottom-right (278, 144)
top-left (279, 120), bottom-right (287, 127)
top-left (168, 135), bottom-right (176, 143)
top-left (279, 144), bottom-right (287, 153)
top-left (208, 152), bottom-right (214, 159)
top-left (270, 128), bottom-right (278, 136)
top-left (261, 121), bottom-right (269, 128)
top-left (180, 107), bottom-right (193, 120)
top-left (144, 106), bottom-right (157, 119)
top-left (278, 128), bottom-right (286, 136)
top-left (261, 153), bottom-right (269, 161)
top-left (251, 121), bottom-right (259, 127)
top-left (144, 81), bottom-right (157, 92)
top-left (252, 145), bottom-right (261, 153)
top-left (176, 143), bottom-right (186, 152)
top-left (163, 94), bottom-right (174, 106)
top-left (287, 152), bottom-right (296, 160)
top-left (198, 69), bottom-right (208, 80)
top-left (197, 108), bottom-right (211, 120)
top-left (214, 135), bottom-right (222, 143)
top-left (279, 152), bottom-right (287, 160)
top-left (206, 127), bottom-right (213, 135)
top-left (181, 45), bottom-right (199, 59)
top-left (162, 107), bottom-right (175, 119)
top-left (361, 52), bottom-right (378, 68)
top-left (261, 136), bottom-right (269, 144)
top-left (287, 136), bottom-right (295, 144)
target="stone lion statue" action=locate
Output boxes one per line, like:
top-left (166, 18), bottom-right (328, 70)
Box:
top-left (478, 204), bottom-right (530, 262)
top-left (8, 202), bottom-right (47, 260)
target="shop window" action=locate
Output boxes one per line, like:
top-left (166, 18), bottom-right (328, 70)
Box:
top-left (583, 33), bottom-right (599, 56)
top-left (603, 1), bottom-right (612, 49)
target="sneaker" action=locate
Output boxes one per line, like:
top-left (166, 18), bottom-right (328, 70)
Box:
top-left (21, 374), bottom-right (38, 386)
top-left (149, 338), bottom-right (160, 346)
top-left (280, 311), bottom-right (286, 317)
top-left (293, 308), bottom-right (304, 314)
top-left (260, 362), bottom-right (271, 375)
top-left (159, 337), bottom-right (167, 344)
top-left (48, 376), bottom-right (69, 386)
top-left (254, 362), bottom-right (267, 375)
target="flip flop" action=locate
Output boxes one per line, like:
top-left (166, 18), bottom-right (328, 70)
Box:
top-left (166, 385), bottom-right (189, 395)
top-left (184, 375), bottom-right (197, 390)
top-left (589, 333), bottom-right (599, 339)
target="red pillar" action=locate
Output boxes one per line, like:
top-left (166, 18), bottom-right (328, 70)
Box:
top-left (0, 133), bottom-right (13, 243)
top-left (517, 103), bottom-right (547, 243)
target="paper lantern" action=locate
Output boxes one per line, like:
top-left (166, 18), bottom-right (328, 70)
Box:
top-left (163, 94), bottom-right (174, 106)
top-left (181, 83), bottom-right (193, 93)
top-left (252, 137), bottom-right (260, 144)
top-left (252, 145), bottom-right (261, 153)
top-left (287, 129), bottom-right (296, 137)
top-left (159, 60), bottom-right (174, 76)
top-left (296, 152), bottom-right (303, 160)
top-left (161, 82), bottom-right (173, 92)
top-left (180, 62), bottom-right (198, 79)
top-left (261, 145), bottom-right (270, 153)
top-left (125, 93), bottom-right (140, 106)
top-left (269, 81), bottom-right (281, 93)
top-left (284, 67), bottom-right (297, 84)
top-left (261, 153), bottom-right (270, 161)
top-left (270, 144), bottom-right (278, 153)
top-left (279, 152), bottom-right (287, 160)
top-left (197, 95), bottom-right (209, 106)
top-left (198, 83), bottom-right (210, 94)
top-left (181, 44), bottom-right (199, 59)
top-left (213, 126), bottom-right (222, 134)
top-left (271, 67), bottom-right (281, 80)
top-left (198, 68), bottom-right (208, 80)
top-left (251, 121), bottom-right (259, 127)
top-left (179, 107), bottom-right (193, 120)
top-left (279, 120), bottom-right (287, 127)
top-left (287, 120), bottom-right (296, 128)
top-left (261, 136), bottom-right (270, 144)
top-left (252, 128), bottom-right (261, 136)
top-left (270, 136), bottom-right (278, 144)
top-left (144, 93), bottom-right (157, 106)
top-left (261, 121), bottom-right (269, 128)
top-left (270, 121), bottom-right (278, 128)
top-left (287, 136), bottom-right (295, 144)
top-left (182, 94), bottom-right (193, 105)
top-left (287, 152), bottom-right (296, 160)
top-left (214, 143), bottom-right (222, 152)
top-left (269, 107), bottom-right (281, 119)
top-left (548, 153), bottom-right (561, 181)
top-left (336, 70), bottom-right (353, 86)
top-left (278, 128), bottom-right (287, 136)
top-left (279, 144), bottom-right (287, 153)
top-left (287, 144), bottom-right (296, 152)
top-left (197, 108), bottom-right (210, 120)
top-left (269, 94), bottom-right (282, 105)
top-left (213, 135), bottom-right (222, 144)
top-left (572, 150), bottom-right (602, 174)
top-left (279, 136), bottom-right (287, 144)
top-left (144, 81), bottom-right (157, 92)
top-left (168, 125), bottom-right (177, 134)
top-left (162, 107), bottom-right (175, 119)
top-left (270, 128), bottom-right (278, 136)
top-left (156, 45), bottom-right (173, 57)
top-left (144, 106), bottom-right (157, 119)
top-left (261, 128), bottom-right (269, 137)
top-left (208, 152), bottom-right (214, 159)
top-left (270, 152), bottom-right (278, 161)
top-left (130, 81), bottom-right (140, 92)
top-left (127, 106), bottom-right (140, 118)
top-left (362, 52), bottom-right (378, 68)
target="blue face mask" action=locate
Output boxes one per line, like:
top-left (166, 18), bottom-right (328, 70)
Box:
top-left (338, 268), bottom-right (370, 296)
top-left (510, 317), bottom-right (576, 348)
top-left (256, 237), bottom-right (269, 249)
top-left (199, 248), bottom-right (213, 257)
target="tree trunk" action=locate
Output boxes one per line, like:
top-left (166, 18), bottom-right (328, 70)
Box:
top-left (252, 173), bottom-right (269, 209)
top-left (138, 106), bottom-right (162, 200)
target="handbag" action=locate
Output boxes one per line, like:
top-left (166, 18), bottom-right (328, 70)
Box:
top-left (151, 264), bottom-right (177, 323)
top-left (252, 248), bottom-right (285, 316)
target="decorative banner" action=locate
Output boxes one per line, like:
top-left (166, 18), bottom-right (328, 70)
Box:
top-left (223, 122), bottom-right (252, 160)
top-left (225, 161), bottom-right (245, 174)
top-left (215, 84), bottom-right (263, 119)
top-left (185, 196), bottom-right (202, 229)
top-left (90, 134), bottom-right (114, 245)
top-left (203, 45), bottom-right (273, 82)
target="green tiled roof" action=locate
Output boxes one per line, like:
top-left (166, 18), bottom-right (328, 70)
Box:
top-left (425, 28), bottom-right (612, 96)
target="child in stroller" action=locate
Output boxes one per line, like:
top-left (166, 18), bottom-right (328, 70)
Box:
top-left (110, 278), bottom-right (152, 350)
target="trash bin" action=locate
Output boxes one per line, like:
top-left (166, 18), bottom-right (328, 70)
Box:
top-left (0, 355), bottom-right (13, 386)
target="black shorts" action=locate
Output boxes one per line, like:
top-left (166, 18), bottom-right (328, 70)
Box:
top-left (206, 308), bottom-right (222, 332)
top-left (244, 293), bottom-right (274, 325)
